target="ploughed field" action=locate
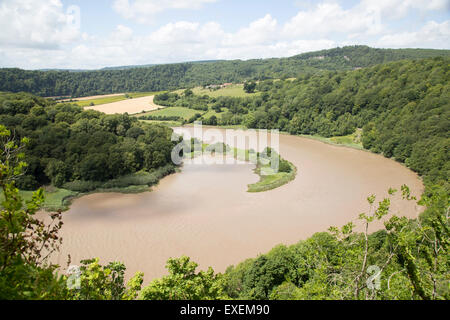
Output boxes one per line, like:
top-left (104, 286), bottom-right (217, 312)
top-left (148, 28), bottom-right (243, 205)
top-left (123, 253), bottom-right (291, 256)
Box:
top-left (49, 128), bottom-right (424, 283)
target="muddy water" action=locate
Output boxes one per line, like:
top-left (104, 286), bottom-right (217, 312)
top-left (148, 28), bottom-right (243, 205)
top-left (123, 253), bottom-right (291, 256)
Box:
top-left (50, 129), bottom-right (424, 283)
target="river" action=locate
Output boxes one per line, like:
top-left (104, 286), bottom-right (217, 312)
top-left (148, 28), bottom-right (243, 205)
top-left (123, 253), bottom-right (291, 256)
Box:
top-left (49, 128), bottom-right (424, 284)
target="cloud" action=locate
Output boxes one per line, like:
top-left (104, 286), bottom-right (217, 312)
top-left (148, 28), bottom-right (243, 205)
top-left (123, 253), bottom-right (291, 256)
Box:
top-left (113, 0), bottom-right (217, 23)
top-left (0, 0), bottom-right (449, 69)
top-left (377, 20), bottom-right (450, 48)
top-left (283, 0), bottom-right (450, 39)
top-left (223, 14), bottom-right (278, 47)
top-left (0, 0), bottom-right (81, 49)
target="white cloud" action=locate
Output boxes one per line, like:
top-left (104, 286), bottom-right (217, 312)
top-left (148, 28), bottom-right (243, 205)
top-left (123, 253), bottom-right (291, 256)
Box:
top-left (283, 0), bottom-right (450, 39)
top-left (113, 0), bottom-right (217, 23)
top-left (359, 0), bottom-right (450, 19)
top-left (0, 0), bottom-right (80, 49)
top-left (223, 14), bottom-right (278, 47)
top-left (283, 1), bottom-right (384, 39)
top-left (377, 20), bottom-right (450, 48)
top-left (0, 0), bottom-right (449, 69)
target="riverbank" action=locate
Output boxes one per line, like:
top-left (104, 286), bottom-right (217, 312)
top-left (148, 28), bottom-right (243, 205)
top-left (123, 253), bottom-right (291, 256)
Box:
top-left (52, 127), bottom-right (424, 283)
top-left (6, 164), bottom-right (178, 212)
top-left (181, 123), bottom-right (364, 150)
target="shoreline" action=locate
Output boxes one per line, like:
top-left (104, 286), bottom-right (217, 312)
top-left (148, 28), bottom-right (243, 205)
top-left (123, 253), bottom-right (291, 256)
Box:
top-left (31, 125), bottom-right (424, 213)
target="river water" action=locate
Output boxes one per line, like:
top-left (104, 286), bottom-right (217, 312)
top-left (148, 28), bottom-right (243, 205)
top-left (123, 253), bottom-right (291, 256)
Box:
top-left (49, 128), bottom-right (424, 283)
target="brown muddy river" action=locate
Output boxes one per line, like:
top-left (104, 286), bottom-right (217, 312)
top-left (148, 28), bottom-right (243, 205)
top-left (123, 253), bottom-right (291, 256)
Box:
top-left (50, 128), bottom-right (424, 284)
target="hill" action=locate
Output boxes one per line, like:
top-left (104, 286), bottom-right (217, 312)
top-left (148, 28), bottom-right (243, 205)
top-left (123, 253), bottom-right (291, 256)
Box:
top-left (0, 46), bottom-right (449, 97)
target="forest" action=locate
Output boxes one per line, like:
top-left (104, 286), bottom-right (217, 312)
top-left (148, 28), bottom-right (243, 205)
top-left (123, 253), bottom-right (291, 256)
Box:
top-left (0, 92), bottom-right (178, 192)
top-left (1, 46), bottom-right (449, 98)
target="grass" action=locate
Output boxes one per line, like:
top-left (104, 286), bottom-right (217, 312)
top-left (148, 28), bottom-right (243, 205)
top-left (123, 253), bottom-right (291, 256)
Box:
top-left (202, 107), bottom-right (229, 119)
top-left (127, 91), bottom-right (165, 99)
top-left (140, 120), bottom-right (183, 127)
top-left (298, 129), bottom-right (363, 150)
top-left (76, 96), bottom-right (127, 107)
top-left (1, 165), bottom-right (177, 212)
top-left (193, 84), bottom-right (260, 98)
top-left (0, 187), bottom-right (79, 212)
top-left (185, 142), bottom-right (298, 193)
top-left (139, 107), bottom-right (202, 120)
top-left (75, 91), bottom-right (165, 107)
top-left (247, 161), bottom-right (297, 193)
top-left (172, 84), bottom-right (260, 98)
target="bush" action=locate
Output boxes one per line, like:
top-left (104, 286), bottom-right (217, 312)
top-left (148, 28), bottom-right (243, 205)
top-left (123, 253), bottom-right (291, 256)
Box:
top-left (279, 159), bottom-right (292, 173)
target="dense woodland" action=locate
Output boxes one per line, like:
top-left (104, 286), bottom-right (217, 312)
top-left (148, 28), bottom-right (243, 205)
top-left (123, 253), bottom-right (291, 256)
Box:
top-left (0, 49), bottom-right (448, 300)
top-left (0, 92), bottom-right (177, 191)
top-left (1, 46), bottom-right (449, 97)
top-left (155, 57), bottom-right (449, 187)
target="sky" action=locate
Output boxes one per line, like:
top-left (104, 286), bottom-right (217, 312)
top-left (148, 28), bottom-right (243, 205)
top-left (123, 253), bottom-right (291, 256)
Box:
top-left (0, 0), bottom-right (449, 70)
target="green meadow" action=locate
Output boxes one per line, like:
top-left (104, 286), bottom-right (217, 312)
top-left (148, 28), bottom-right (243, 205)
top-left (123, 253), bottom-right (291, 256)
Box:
top-left (192, 84), bottom-right (260, 98)
top-left (140, 107), bottom-right (201, 120)
top-left (0, 187), bottom-right (78, 212)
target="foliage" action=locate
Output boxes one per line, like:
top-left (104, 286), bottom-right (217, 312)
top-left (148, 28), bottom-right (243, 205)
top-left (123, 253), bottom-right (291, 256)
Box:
top-left (0, 92), bottom-right (178, 191)
top-left (224, 186), bottom-right (449, 300)
top-left (1, 46), bottom-right (449, 97)
top-left (140, 256), bottom-right (227, 300)
top-left (244, 81), bottom-right (257, 93)
top-left (0, 125), bottom-right (67, 299)
top-left (66, 258), bottom-right (143, 300)
top-left (156, 57), bottom-right (449, 186)
top-left (0, 128), bottom-right (144, 299)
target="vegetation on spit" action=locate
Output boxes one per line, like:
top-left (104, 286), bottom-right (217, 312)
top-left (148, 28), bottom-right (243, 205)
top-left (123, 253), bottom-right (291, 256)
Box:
top-left (183, 139), bottom-right (297, 193)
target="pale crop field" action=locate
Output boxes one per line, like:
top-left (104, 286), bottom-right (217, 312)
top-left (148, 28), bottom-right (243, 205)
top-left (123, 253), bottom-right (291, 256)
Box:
top-left (85, 95), bottom-right (163, 115)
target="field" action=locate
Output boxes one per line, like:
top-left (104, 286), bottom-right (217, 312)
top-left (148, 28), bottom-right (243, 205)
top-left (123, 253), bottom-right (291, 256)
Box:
top-left (139, 107), bottom-right (201, 120)
top-left (71, 92), bottom-right (164, 110)
top-left (299, 129), bottom-right (363, 150)
top-left (75, 95), bottom-right (128, 107)
top-left (140, 120), bottom-right (183, 127)
top-left (172, 84), bottom-right (260, 98)
top-left (193, 84), bottom-right (260, 97)
top-left (201, 107), bottom-right (229, 119)
top-left (85, 94), bottom-right (164, 115)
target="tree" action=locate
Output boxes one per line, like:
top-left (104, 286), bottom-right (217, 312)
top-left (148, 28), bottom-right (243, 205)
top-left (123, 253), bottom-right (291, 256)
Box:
top-left (244, 81), bottom-right (257, 93)
top-left (66, 258), bottom-right (143, 300)
top-left (0, 125), bottom-right (66, 299)
top-left (140, 256), bottom-right (227, 300)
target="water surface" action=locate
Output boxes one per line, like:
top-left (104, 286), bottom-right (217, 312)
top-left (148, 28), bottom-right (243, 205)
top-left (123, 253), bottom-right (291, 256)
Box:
top-left (50, 129), bottom-right (424, 283)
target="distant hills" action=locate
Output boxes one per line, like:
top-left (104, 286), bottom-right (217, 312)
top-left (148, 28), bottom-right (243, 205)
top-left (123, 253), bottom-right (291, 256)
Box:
top-left (1, 45), bottom-right (449, 97)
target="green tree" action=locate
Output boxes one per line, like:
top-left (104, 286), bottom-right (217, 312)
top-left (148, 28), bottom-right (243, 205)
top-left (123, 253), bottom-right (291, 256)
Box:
top-left (140, 256), bottom-right (227, 300)
top-left (244, 81), bottom-right (257, 93)
top-left (0, 125), bottom-right (67, 299)
top-left (66, 258), bottom-right (144, 300)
